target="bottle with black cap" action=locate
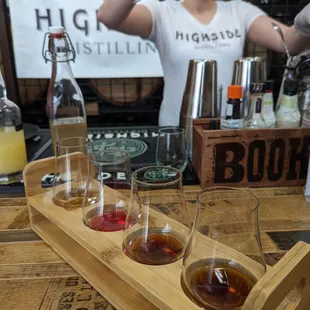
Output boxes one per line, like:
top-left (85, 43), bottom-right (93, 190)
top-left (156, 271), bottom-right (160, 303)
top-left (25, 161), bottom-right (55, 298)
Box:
top-left (221, 85), bottom-right (243, 130)
top-left (263, 80), bottom-right (276, 128)
top-left (244, 83), bottom-right (266, 129)
top-left (276, 79), bottom-right (301, 128)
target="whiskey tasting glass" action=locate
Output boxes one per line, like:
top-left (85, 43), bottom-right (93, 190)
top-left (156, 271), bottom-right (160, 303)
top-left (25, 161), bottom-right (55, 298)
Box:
top-left (52, 137), bottom-right (93, 208)
top-left (83, 150), bottom-right (132, 232)
top-left (182, 187), bottom-right (266, 309)
top-left (123, 166), bottom-right (191, 265)
top-left (156, 127), bottom-right (188, 173)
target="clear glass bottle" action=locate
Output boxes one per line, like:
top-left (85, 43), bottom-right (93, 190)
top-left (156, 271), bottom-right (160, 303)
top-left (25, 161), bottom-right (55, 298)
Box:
top-left (244, 83), bottom-right (266, 129)
top-left (299, 76), bottom-right (310, 127)
top-left (221, 85), bottom-right (243, 130)
top-left (43, 26), bottom-right (87, 152)
top-left (276, 79), bottom-right (301, 128)
top-left (262, 80), bottom-right (276, 128)
top-left (275, 58), bottom-right (295, 113)
top-left (0, 70), bottom-right (27, 184)
top-left (298, 76), bottom-right (310, 116)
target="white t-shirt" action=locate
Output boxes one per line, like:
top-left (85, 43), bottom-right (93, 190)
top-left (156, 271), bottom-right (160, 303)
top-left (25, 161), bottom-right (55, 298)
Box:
top-left (140, 0), bottom-right (266, 126)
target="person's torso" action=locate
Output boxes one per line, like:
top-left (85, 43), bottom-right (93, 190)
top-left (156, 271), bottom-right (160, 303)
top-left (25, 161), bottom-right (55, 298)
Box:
top-left (154, 1), bottom-right (247, 126)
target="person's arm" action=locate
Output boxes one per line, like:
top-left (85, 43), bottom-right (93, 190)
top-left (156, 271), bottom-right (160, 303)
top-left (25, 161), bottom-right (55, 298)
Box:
top-left (247, 16), bottom-right (308, 56)
top-left (97, 0), bottom-right (152, 39)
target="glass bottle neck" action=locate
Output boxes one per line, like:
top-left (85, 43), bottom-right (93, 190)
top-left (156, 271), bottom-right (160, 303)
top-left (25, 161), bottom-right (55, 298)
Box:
top-left (51, 53), bottom-right (75, 82)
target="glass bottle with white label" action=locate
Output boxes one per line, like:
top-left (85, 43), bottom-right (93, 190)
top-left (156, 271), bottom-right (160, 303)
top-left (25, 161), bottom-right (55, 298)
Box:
top-left (262, 80), bottom-right (276, 128)
top-left (298, 76), bottom-right (310, 117)
top-left (276, 79), bottom-right (301, 128)
top-left (43, 26), bottom-right (87, 153)
top-left (0, 70), bottom-right (27, 184)
top-left (244, 83), bottom-right (266, 129)
top-left (221, 85), bottom-right (243, 130)
top-left (300, 77), bottom-right (310, 127)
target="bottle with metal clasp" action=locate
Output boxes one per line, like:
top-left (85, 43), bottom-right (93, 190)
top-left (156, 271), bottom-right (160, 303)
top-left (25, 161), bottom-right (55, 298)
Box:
top-left (42, 26), bottom-right (87, 153)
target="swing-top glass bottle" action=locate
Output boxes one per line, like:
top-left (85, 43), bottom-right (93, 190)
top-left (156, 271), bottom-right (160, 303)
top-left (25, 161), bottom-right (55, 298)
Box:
top-left (43, 26), bottom-right (87, 152)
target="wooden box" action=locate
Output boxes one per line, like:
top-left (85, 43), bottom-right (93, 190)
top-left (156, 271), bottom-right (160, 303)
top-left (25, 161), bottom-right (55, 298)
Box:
top-left (25, 157), bottom-right (310, 310)
top-left (192, 119), bottom-right (310, 188)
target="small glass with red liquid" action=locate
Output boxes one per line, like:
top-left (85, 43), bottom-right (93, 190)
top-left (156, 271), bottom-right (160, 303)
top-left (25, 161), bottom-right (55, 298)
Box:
top-left (82, 150), bottom-right (132, 232)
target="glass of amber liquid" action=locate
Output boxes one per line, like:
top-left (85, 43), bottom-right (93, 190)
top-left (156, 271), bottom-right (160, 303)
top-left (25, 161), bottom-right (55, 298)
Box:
top-left (83, 151), bottom-right (132, 232)
top-left (123, 166), bottom-right (191, 265)
top-left (182, 187), bottom-right (266, 309)
top-left (52, 137), bottom-right (93, 208)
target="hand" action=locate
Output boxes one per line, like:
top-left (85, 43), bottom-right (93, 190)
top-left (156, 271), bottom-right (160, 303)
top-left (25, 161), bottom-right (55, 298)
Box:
top-left (295, 3), bottom-right (310, 36)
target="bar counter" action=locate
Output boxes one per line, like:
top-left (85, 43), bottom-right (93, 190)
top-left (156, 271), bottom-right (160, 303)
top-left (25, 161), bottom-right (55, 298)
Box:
top-left (1, 186), bottom-right (310, 309)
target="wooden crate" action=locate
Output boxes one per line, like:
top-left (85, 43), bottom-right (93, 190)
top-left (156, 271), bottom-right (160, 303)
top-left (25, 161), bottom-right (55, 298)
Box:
top-left (192, 119), bottom-right (310, 188)
top-left (24, 157), bottom-right (310, 310)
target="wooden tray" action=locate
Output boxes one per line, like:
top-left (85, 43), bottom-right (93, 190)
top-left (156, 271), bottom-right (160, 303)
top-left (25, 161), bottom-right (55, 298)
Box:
top-left (24, 157), bottom-right (310, 310)
top-left (192, 118), bottom-right (310, 188)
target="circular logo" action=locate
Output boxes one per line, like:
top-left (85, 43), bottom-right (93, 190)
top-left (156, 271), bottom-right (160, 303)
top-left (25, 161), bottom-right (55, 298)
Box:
top-left (143, 167), bottom-right (177, 182)
top-left (93, 139), bottom-right (148, 158)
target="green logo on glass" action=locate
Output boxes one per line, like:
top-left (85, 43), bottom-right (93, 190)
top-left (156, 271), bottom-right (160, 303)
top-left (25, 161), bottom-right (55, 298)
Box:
top-left (93, 139), bottom-right (148, 158)
top-left (143, 167), bottom-right (177, 182)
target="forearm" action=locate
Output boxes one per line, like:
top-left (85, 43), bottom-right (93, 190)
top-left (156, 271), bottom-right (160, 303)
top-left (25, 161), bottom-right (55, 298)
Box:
top-left (284, 25), bottom-right (310, 56)
top-left (97, 0), bottom-right (135, 28)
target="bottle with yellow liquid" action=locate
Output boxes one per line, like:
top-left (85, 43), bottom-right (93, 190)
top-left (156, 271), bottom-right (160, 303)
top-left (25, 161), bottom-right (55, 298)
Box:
top-left (0, 70), bottom-right (27, 184)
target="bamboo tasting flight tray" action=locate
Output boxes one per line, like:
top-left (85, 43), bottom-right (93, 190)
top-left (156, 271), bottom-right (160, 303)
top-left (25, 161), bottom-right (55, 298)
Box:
top-left (25, 157), bottom-right (310, 310)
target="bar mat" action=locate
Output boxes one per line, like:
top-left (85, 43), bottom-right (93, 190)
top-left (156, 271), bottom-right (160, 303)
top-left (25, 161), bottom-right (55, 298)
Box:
top-left (267, 231), bottom-right (310, 251)
top-left (264, 253), bottom-right (286, 267)
top-left (0, 127), bottom-right (199, 194)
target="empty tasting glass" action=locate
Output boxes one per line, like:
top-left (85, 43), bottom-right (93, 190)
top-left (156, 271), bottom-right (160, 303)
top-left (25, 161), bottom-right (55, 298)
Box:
top-left (123, 166), bottom-right (191, 265)
top-left (156, 127), bottom-right (188, 173)
top-left (52, 137), bottom-right (93, 208)
top-left (83, 151), bottom-right (132, 232)
top-left (182, 187), bottom-right (266, 309)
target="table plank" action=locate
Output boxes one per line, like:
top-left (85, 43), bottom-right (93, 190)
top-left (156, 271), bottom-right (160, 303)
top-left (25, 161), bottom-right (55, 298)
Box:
top-left (0, 241), bottom-right (62, 264)
top-left (0, 277), bottom-right (116, 310)
top-left (0, 206), bottom-right (29, 230)
top-left (0, 198), bottom-right (37, 242)
top-left (0, 198), bottom-right (27, 206)
top-left (0, 241), bottom-right (116, 310)
top-left (0, 229), bottom-right (40, 243)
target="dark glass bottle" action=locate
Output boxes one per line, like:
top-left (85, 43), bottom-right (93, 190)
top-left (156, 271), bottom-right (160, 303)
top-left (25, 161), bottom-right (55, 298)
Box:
top-left (221, 85), bottom-right (243, 130)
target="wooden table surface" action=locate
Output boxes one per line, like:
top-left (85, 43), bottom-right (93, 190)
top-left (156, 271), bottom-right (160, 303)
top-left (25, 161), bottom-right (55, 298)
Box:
top-left (1, 186), bottom-right (310, 310)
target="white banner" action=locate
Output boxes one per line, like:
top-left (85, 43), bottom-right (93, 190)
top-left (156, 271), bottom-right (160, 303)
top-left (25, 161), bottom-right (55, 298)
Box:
top-left (9, 0), bottom-right (163, 78)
